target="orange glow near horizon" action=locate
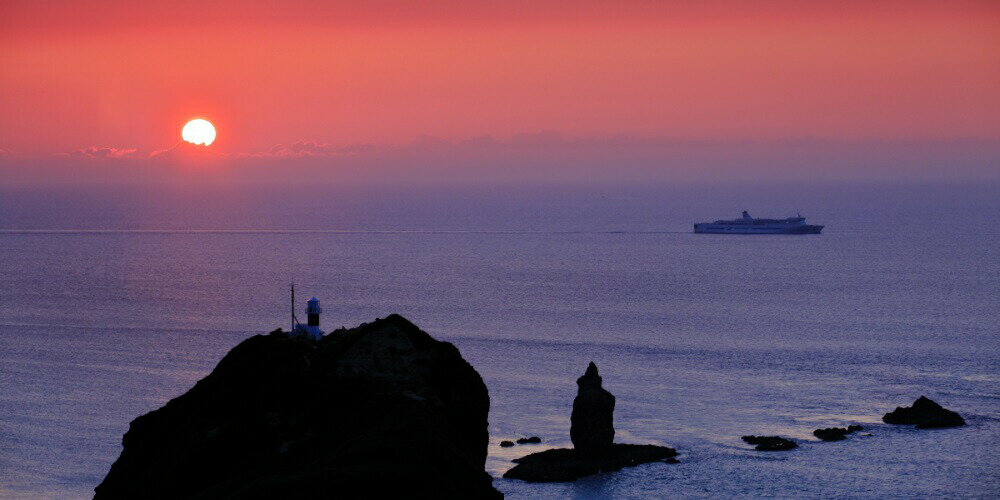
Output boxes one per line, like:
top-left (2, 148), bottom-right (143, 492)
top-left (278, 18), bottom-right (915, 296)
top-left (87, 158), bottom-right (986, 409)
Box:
top-left (0, 1), bottom-right (998, 156)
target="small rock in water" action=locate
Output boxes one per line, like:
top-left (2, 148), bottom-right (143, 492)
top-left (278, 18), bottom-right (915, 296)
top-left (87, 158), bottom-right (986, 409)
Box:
top-left (847, 425), bottom-right (864, 432)
top-left (882, 396), bottom-right (966, 428)
top-left (664, 457), bottom-right (680, 464)
top-left (813, 428), bottom-right (851, 441)
top-left (517, 436), bottom-right (542, 444)
top-left (500, 440), bottom-right (516, 447)
top-left (741, 435), bottom-right (797, 451)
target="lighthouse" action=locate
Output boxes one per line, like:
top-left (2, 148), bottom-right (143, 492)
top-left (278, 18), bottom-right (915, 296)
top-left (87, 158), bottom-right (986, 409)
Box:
top-left (304, 297), bottom-right (322, 339)
top-left (290, 286), bottom-right (323, 340)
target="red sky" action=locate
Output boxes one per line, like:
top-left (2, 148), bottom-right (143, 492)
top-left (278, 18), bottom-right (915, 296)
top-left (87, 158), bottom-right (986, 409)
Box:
top-left (0, 1), bottom-right (998, 183)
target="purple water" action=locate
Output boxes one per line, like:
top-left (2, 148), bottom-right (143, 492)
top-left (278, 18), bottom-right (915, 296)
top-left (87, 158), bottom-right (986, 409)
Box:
top-left (1, 181), bottom-right (998, 498)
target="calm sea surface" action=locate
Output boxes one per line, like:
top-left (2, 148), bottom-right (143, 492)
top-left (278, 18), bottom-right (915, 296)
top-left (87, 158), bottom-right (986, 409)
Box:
top-left (1, 181), bottom-right (998, 498)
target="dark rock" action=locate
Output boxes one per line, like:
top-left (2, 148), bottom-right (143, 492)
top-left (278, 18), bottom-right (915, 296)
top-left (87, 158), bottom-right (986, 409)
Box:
top-left (882, 396), bottom-right (966, 428)
top-left (500, 440), bottom-right (516, 448)
top-left (664, 457), bottom-right (680, 464)
top-left (505, 362), bottom-right (677, 483)
top-left (813, 427), bottom-right (850, 441)
top-left (502, 444), bottom-right (678, 482)
top-left (741, 435), bottom-right (798, 451)
top-left (95, 314), bottom-right (501, 499)
top-left (517, 436), bottom-right (542, 444)
top-left (570, 362), bottom-right (615, 453)
top-left (812, 425), bottom-right (862, 441)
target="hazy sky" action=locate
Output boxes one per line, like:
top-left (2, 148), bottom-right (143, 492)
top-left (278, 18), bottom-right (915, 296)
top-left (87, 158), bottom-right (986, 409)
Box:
top-left (1, 1), bottom-right (998, 183)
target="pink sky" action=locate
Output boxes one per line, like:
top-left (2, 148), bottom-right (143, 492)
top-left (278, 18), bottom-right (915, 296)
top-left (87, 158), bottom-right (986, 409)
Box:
top-left (0, 1), bottom-right (998, 183)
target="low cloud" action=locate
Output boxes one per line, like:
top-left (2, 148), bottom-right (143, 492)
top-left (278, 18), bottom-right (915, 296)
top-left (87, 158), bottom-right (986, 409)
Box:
top-left (51, 142), bottom-right (219, 160)
top-left (46, 134), bottom-right (585, 162)
top-left (148, 141), bottom-right (218, 160)
top-left (218, 141), bottom-right (375, 159)
top-left (269, 141), bottom-right (338, 157)
top-left (62, 146), bottom-right (144, 159)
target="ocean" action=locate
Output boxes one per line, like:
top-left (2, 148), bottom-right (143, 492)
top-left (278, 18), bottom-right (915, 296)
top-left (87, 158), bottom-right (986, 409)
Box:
top-left (1, 181), bottom-right (997, 498)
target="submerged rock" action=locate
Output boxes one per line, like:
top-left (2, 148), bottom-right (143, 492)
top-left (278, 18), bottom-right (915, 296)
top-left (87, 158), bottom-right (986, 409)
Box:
top-left (503, 444), bottom-right (678, 482)
top-left (95, 314), bottom-right (500, 499)
top-left (741, 435), bottom-right (798, 451)
top-left (882, 396), bottom-right (966, 428)
top-left (570, 362), bottom-right (615, 453)
top-left (504, 362), bottom-right (677, 482)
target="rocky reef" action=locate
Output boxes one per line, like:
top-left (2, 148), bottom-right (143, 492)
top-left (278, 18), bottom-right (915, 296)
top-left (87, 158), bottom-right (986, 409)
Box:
top-left (503, 362), bottom-right (677, 482)
top-left (883, 396), bottom-right (966, 428)
top-left (499, 436), bottom-right (541, 447)
top-left (504, 445), bottom-right (678, 482)
top-left (741, 435), bottom-right (797, 451)
top-left (813, 425), bottom-right (864, 442)
top-left (95, 314), bottom-right (501, 499)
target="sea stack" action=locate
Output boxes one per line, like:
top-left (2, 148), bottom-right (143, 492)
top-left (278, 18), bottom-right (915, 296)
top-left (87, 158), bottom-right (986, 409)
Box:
top-left (94, 314), bottom-right (500, 499)
top-left (503, 362), bottom-right (677, 482)
top-left (570, 362), bottom-right (615, 453)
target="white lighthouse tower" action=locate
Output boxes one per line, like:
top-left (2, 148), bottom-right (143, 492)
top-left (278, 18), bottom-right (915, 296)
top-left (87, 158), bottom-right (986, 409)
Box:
top-left (290, 285), bottom-right (323, 340)
top-left (304, 297), bottom-right (322, 339)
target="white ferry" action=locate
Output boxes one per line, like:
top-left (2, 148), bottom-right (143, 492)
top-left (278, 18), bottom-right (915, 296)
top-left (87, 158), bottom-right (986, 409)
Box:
top-left (694, 211), bottom-right (823, 234)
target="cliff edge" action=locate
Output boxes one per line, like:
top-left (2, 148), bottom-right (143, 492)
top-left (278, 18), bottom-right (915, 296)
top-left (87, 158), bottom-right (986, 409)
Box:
top-left (95, 314), bottom-right (501, 499)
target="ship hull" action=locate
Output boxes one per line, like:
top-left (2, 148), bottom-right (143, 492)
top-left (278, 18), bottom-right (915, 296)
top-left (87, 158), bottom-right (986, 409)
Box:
top-left (693, 224), bottom-right (823, 234)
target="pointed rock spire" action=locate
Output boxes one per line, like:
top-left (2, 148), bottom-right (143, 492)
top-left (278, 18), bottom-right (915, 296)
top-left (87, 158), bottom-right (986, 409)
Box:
top-left (570, 362), bottom-right (615, 453)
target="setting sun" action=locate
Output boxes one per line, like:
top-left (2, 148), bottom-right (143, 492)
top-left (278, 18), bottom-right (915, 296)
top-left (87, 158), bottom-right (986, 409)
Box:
top-left (181, 119), bottom-right (216, 146)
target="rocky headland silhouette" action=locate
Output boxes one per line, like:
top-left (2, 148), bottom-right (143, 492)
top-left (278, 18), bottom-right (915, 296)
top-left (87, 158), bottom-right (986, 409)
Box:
top-left (95, 314), bottom-right (500, 499)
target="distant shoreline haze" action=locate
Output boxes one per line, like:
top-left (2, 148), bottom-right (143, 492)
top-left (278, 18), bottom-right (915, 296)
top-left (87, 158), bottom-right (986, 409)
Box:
top-left (1, 136), bottom-right (999, 186)
top-left (1, 180), bottom-right (997, 233)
